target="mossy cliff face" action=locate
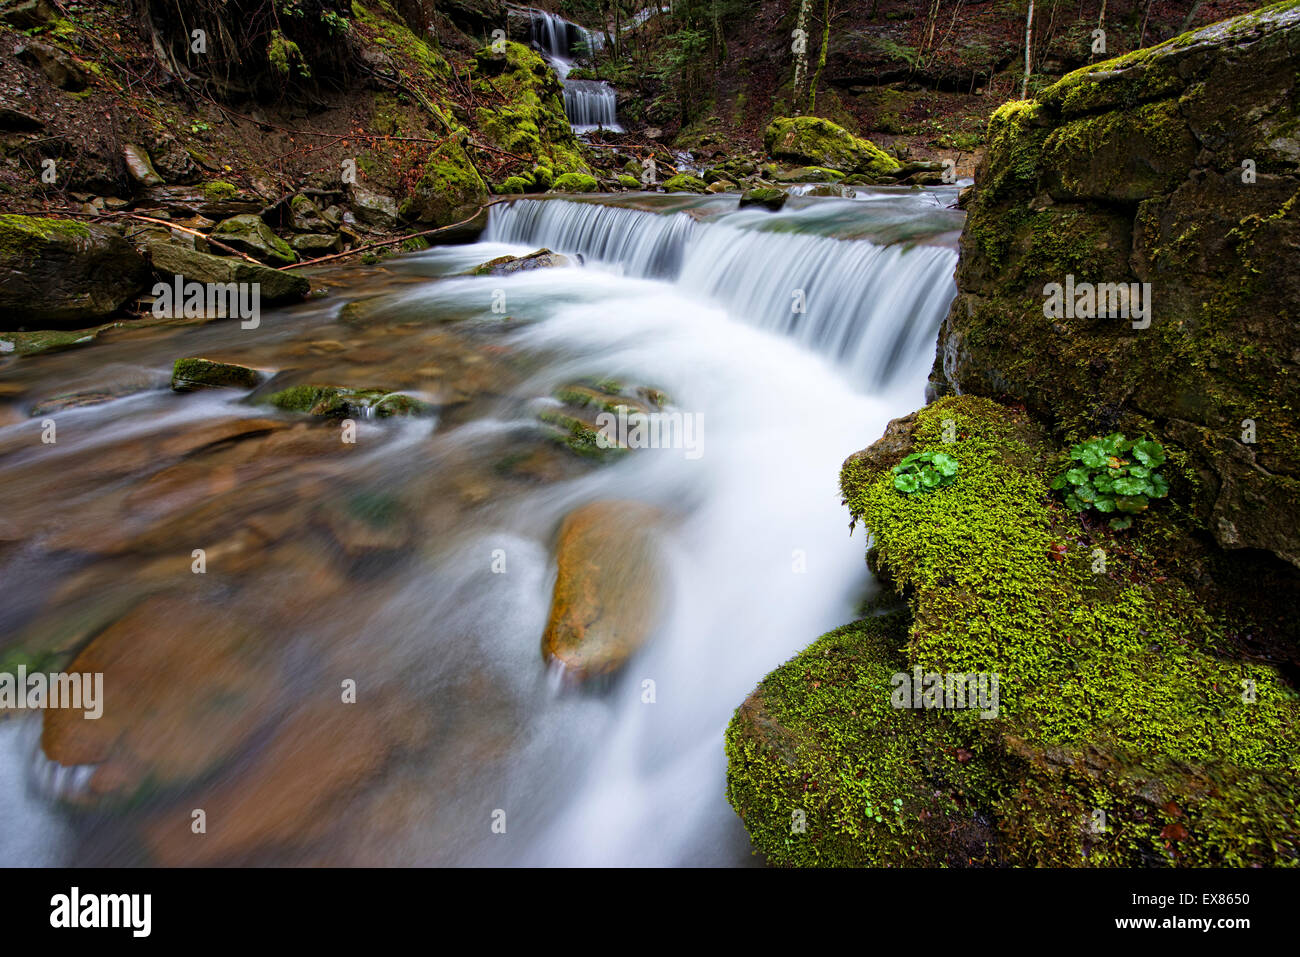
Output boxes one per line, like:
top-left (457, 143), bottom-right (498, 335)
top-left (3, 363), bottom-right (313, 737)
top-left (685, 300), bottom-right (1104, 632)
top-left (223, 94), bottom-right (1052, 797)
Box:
top-left (930, 1), bottom-right (1300, 566)
top-left (726, 396), bottom-right (1300, 866)
top-left (931, 2), bottom-right (1300, 569)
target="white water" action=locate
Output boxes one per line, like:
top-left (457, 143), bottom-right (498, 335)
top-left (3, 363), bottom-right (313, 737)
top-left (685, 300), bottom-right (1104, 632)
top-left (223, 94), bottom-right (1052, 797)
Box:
top-left (529, 9), bottom-right (621, 132)
top-left (486, 195), bottom-right (961, 389)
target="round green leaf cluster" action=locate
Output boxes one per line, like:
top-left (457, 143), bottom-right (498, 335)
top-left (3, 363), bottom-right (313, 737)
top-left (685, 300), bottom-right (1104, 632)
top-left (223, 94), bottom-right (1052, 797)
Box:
top-left (1051, 433), bottom-right (1169, 530)
top-left (892, 449), bottom-right (959, 495)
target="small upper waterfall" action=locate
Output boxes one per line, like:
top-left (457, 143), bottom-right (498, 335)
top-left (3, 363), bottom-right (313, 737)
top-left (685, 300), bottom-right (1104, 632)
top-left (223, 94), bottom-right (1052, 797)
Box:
top-left (486, 194), bottom-right (961, 389)
top-left (528, 9), bottom-right (621, 132)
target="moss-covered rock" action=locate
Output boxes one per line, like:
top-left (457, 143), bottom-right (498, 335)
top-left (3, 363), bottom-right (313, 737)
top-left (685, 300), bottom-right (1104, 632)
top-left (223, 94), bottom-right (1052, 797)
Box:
top-left (550, 172), bottom-right (599, 193)
top-left (763, 116), bottom-right (901, 177)
top-left (931, 2), bottom-right (1300, 570)
top-left (0, 215), bottom-right (149, 328)
top-left (171, 357), bottom-right (264, 392)
top-left (738, 187), bottom-right (787, 211)
top-left (211, 214), bottom-right (297, 266)
top-left (727, 395), bottom-right (1300, 866)
top-left (496, 175), bottom-right (532, 195)
top-left (400, 136), bottom-right (488, 226)
top-left (471, 41), bottom-right (589, 179)
top-left (260, 383), bottom-right (432, 418)
top-left (146, 241), bottom-right (309, 305)
top-left (662, 173), bottom-right (708, 194)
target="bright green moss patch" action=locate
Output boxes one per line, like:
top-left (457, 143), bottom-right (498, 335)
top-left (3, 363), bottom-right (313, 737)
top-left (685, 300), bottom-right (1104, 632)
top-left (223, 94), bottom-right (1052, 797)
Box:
top-left (0, 214), bottom-right (90, 256)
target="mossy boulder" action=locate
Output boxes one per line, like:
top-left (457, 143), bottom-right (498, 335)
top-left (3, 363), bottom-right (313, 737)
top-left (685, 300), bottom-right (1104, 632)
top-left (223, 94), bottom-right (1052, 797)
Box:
top-left (146, 242), bottom-right (310, 305)
top-left (0, 215), bottom-right (149, 328)
top-left (551, 172), bottom-right (599, 193)
top-left (470, 248), bottom-right (571, 275)
top-left (727, 395), bottom-right (1300, 866)
top-left (401, 137), bottom-right (488, 226)
top-left (763, 116), bottom-right (901, 177)
top-left (171, 357), bottom-right (264, 392)
top-left (496, 175), bottom-right (532, 195)
top-left (211, 214), bottom-right (297, 266)
top-left (662, 173), bottom-right (708, 194)
top-left (738, 187), bottom-right (787, 211)
top-left (617, 174), bottom-right (641, 190)
top-left (930, 2), bottom-right (1300, 569)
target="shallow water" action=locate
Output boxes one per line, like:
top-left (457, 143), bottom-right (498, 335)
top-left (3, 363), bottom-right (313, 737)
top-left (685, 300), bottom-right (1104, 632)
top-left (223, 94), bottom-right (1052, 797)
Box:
top-left (0, 190), bottom-right (959, 866)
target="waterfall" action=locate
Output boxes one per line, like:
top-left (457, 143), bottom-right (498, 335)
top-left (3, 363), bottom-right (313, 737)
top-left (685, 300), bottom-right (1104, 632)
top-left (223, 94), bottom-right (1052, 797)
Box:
top-left (527, 9), bottom-right (621, 131)
top-left (485, 196), bottom-right (959, 389)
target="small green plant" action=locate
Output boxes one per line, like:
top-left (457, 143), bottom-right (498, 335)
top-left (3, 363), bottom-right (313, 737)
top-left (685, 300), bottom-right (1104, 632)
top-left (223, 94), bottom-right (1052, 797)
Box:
top-left (892, 450), bottom-right (959, 494)
top-left (1051, 433), bottom-right (1169, 530)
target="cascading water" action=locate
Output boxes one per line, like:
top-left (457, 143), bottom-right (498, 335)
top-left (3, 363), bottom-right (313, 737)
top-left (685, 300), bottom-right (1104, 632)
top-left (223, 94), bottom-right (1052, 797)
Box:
top-left (528, 9), bottom-right (621, 132)
top-left (486, 191), bottom-right (963, 389)
top-left (0, 189), bottom-right (961, 866)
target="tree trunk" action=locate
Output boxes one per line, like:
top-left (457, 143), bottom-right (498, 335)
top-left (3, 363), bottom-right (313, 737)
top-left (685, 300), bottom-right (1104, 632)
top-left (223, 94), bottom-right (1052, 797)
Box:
top-left (809, 0), bottom-right (832, 113)
top-left (1021, 0), bottom-right (1035, 99)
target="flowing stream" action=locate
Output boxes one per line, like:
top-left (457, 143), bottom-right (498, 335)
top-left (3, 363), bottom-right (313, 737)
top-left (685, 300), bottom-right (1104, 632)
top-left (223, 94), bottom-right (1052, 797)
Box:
top-left (0, 188), bottom-right (961, 866)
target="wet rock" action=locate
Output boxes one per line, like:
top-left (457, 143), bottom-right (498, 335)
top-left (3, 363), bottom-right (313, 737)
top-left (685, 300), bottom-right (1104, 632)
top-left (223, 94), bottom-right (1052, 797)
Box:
top-left (260, 384), bottom-right (432, 418)
top-left (122, 144), bottom-right (164, 187)
top-left (738, 187), bottom-right (787, 211)
top-left (0, 215), bottom-right (149, 328)
top-left (149, 136), bottom-right (201, 185)
top-left (469, 248), bottom-right (571, 276)
top-left (541, 500), bottom-right (667, 680)
top-left (550, 172), bottom-right (599, 193)
top-left (142, 701), bottom-right (391, 864)
top-left (144, 184), bottom-right (264, 220)
top-left (145, 241), bottom-right (309, 304)
top-left (170, 357), bottom-right (265, 392)
top-left (211, 214), bottom-right (297, 266)
top-left (288, 194), bottom-right (331, 233)
top-left (40, 597), bottom-right (280, 806)
top-left (805, 184), bottom-right (853, 198)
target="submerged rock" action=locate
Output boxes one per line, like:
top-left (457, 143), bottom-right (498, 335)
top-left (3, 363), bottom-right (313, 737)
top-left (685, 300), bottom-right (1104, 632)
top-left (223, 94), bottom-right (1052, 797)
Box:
top-left (260, 383), bottom-right (433, 418)
top-left (171, 357), bottom-right (264, 392)
top-left (0, 215), bottom-right (149, 327)
top-left (541, 500), bottom-right (666, 680)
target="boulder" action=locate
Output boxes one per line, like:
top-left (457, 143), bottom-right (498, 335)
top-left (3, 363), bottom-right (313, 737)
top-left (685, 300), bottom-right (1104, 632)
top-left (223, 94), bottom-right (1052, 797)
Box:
top-left (122, 144), bottom-right (164, 187)
top-left (145, 241), bottom-right (309, 305)
top-left (470, 248), bottom-right (571, 276)
top-left (541, 500), bottom-right (666, 680)
top-left (662, 173), bottom-right (708, 194)
top-left (550, 172), bottom-right (600, 193)
top-left (171, 357), bottom-right (265, 392)
top-left (211, 214), bottom-right (297, 266)
top-left (0, 215), bottom-right (149, 328)
top-left (738, 187), bottom-right (787, 211)
top-left (763, 116), bottom-right (901, 176)
top-left (15, 39), bottom-right (86, 90)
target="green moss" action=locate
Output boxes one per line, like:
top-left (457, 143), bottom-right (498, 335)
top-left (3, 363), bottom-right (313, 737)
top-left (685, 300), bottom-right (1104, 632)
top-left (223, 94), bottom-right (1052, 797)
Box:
top-left (763, 116), bottom-right (901, 175)
top-left (171, 357), bottom-right (262, 392)
top-left (551, 172), bottom-right (599, 193)
top-left (0, 214), bottom-right (90, 257)
top-left (617, 174), bottom-right (640, 189)
top-left (661, 173), bottom-right (708, 194)
top-left (200, 180), bottom-right (239, 201)
top-left (496, 176), bottom-right (532, 195)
